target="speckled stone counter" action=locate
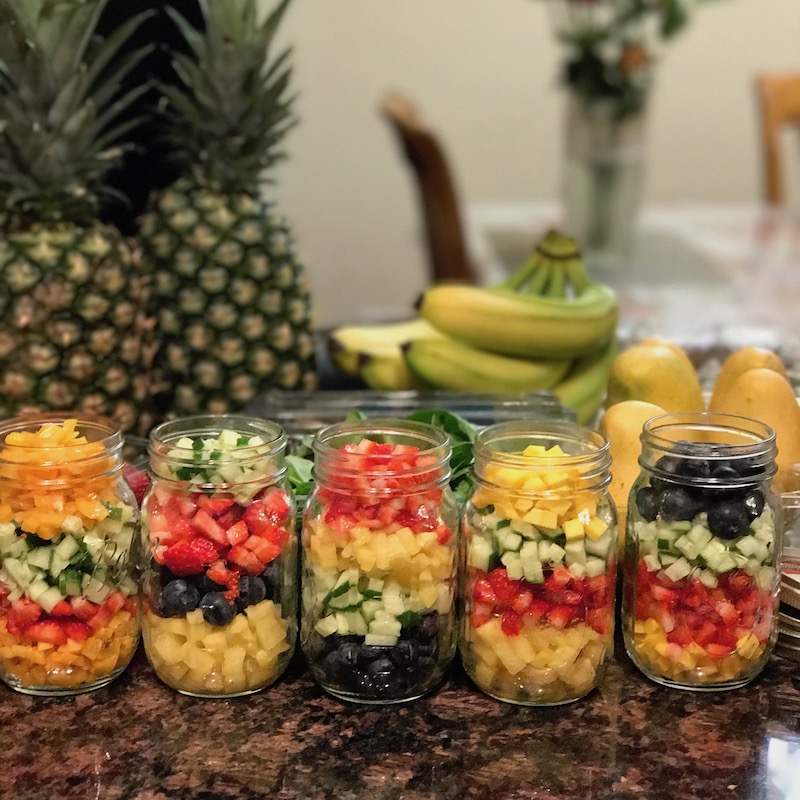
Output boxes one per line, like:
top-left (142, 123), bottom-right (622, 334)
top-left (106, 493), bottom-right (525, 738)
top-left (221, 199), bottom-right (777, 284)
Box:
top-left (1, 645), bottom-right (798, 800)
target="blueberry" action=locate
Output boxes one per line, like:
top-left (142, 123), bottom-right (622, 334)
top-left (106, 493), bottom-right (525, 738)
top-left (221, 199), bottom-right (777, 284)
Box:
top-left (261, 560), bottom-right (281, 601)
top-left (358, 644), bottom-right (389, 665)
top-left (651, 454), bottom-right (683, 491)
top-left (199, 591), bottom-right (236, 626)
top-left (322, 650), bottom-right (343, 681)
top-left (161, 579), bottom-right (200, 617)
top-left (635, 486), bottom-right (659, 522)
top-left (744, 490), bottom-right (765, 520)
top-left (418, 613), bottom-right (439, 643)
top-left (237, 576), bottom-right (267, 610)
top-left (391, 639), bottom-right (419, 669)
top-left (366, 657), bottom-right (395, 678)
top-left (657, 487), bottom-right (702, 522)
top-left (200, 575), bottom-right (226, 594)
top-left (418, 641), bottom-right (437, 660)
top-left (336, 642), bottom-right (360, 670)
top-left (707, 501), bottom-right (751, 540)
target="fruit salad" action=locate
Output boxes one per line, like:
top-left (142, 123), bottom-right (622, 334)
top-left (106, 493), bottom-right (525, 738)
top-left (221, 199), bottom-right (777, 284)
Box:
top-left (302, 434), bottom-right (458, 703)
top-left (142, 425), bottom-right (296, 697)
top-left (624, 440), bottom-right (778, 688)
top-left (0, 418), bottom-right (139, 694)
top-left (461, 442), bottom-right (616, 705)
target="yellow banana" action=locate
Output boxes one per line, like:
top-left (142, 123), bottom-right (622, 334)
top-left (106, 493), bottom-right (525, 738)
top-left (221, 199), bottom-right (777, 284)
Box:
top-left (552, 337), bottom-right (619, 425)
top-left (359, 352), bottom-right (422, 391)
top-left (328, 317), bottom-right (442, 377)
top-left (417, 230), bottom-right (617, 360)
top-left (403, 337), bottom-right (572, 393)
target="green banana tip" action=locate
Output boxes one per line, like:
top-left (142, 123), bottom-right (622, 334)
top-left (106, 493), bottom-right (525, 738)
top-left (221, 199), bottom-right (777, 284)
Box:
top-left (537, 229), bottom-right (581, 261)
top-left (399, 341), bottom-right (413, 355)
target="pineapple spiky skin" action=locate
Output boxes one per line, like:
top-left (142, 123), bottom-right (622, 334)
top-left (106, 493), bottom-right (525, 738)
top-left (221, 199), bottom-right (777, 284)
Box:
top-left (0, 221), bottom-right (154, 432)
top-left (142, 180), bottom-right (317, 417)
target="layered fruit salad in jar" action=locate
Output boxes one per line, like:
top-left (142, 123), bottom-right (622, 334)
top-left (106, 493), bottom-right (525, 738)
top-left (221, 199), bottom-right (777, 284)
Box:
top-left (623, 412), bottom-right (781, 690)
top-left (461, 421), bottom-right (616, 705)
top-left (0, 416), bottom-right (139, 695)
top-left (301, 419), bottom-right (459, 703)
top-left (142, 418), bottom-right (296, 697)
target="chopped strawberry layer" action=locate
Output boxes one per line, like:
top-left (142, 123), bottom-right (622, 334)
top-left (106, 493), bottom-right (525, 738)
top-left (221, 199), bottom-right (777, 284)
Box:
top-left (469, 566), bottom-right (613, 636)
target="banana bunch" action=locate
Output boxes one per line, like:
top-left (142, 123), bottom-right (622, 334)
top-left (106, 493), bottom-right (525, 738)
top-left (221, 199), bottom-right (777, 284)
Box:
top-left (327, 230), bottom-right (618, 423)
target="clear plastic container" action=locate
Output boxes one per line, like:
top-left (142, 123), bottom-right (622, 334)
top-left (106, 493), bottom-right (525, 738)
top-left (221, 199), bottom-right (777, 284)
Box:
top-left (141, 416), bottom-right (296, 697)
top-left (460, 420), bottom-right (617, 705)
top-left (623, 411), bottom-right (782, 690)
top-left (301, 418), bottom-right (459, 703)
top-left (0, 414), bottom-right (140, 695)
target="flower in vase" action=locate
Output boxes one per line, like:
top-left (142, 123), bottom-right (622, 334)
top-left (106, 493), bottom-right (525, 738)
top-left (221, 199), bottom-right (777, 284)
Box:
top-left (540, 0), bottom-right (724, 120)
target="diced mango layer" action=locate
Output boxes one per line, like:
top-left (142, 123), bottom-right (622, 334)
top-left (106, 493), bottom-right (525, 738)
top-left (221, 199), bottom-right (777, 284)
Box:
top-left (0, 611), bottom-right (138, 690)
top-left (631, 618), bottom-right (766, 684)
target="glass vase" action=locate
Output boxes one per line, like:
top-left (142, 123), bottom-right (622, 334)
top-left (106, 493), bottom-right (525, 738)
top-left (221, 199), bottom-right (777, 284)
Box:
top-left (562, 93), bottom-right (648, 270)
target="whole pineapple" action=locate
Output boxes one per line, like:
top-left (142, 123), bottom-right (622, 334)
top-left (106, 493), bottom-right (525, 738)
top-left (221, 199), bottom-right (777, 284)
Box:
top-left (141, 0), bottom-right (317, 418)
top-left (0, 0), bottom-right (154, 432)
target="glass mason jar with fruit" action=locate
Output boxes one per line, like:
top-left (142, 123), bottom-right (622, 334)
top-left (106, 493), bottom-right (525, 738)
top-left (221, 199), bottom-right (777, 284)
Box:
top-left (141, 416), bottom-right (296, 697)
top-left (623, 412), bottom-right (782, 690)
top-left (461, 420), bottom-right (616, 705)
top-left (301, 419), bottom-right (459, 704)
top-left (0, 415), bottom-right (140, 695)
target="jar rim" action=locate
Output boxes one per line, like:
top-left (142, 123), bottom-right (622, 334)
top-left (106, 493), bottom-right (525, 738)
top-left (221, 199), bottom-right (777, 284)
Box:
top-left (312, 417), bottom-right (451, 490)
top-left (639, 411), bottom-right (778, 483)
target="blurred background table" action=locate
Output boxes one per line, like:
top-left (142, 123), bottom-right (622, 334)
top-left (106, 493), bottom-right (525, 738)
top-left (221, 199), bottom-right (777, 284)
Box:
top-left (466, 202), bottom-right (800, 382)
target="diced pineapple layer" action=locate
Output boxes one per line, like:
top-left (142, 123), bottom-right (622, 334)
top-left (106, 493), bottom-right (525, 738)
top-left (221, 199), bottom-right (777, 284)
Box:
top-left (309, 521), bottom-right (454, 589)
top-left (0, 611), bottom-right (138, 690)
top-left (631, 617), bottom-right (766, 684)
top-left (463, 617), bottom-right (610, 703)
top-left (143, 599), bottom-right (291, 696)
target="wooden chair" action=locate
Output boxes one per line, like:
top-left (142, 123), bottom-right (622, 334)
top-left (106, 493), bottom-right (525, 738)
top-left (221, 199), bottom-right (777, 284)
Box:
top-left (380, 91), bottom-right (479, 285)
top-left (756, 74), bottom-right (800, 206)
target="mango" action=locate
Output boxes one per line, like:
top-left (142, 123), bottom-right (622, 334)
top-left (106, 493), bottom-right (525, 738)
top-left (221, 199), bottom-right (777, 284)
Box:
top-left (600, 400), bottom-right (666, 546)
top-left (606, 341), bottom-right (704, 412)
top-left (709, 346), bottom-right (789, 410)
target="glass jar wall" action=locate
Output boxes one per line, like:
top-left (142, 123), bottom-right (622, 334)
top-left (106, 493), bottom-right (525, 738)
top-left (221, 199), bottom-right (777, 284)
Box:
top-left (460, 420), bottom-right (616, 705)
top-left (301, 418), bottom-right (459, 704)
top-left (141, 416), bottom-right (296, 697)
top-left (0, 415), bottom-right (139, 695)
top-left (623, 412), bottom-right (782, 690)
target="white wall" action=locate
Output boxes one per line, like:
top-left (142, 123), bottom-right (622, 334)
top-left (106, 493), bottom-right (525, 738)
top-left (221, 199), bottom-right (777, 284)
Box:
top-left (267, 0), bottom-right (800, 327)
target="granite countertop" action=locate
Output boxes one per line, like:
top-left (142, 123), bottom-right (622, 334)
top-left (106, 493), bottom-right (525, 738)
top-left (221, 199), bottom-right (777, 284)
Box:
top-left (1, 644), bottom-right (799, 800)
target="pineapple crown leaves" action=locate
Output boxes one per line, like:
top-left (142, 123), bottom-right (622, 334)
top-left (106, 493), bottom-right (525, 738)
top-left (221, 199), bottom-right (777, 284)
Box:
top-left (0, 0), bottom-right (154, 224)
top-left (157, 0), bottom-right (298, 193)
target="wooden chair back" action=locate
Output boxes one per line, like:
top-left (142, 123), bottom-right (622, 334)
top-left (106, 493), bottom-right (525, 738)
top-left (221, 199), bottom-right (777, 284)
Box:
top-left (380, 91), bottom-right (479, 285)
top-left (756, 74), bottom-right (800, 205)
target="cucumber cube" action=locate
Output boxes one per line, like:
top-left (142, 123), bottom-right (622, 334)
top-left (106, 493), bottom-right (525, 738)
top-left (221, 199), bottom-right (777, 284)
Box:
top-left (315, 616), bottom-right (338, 637)
top-left (664, 557), bottom-right (693, 583)
top-left (698, 570), bottom-right (718, 589)
top-left (584, 558), bottom-right (606, 578)
top-left (54, 535), bottom-right (79, 563)
top-left (643, 554), bottom-right (661, 573)
top-left (509, 520), bottom-right (536, 539)
top-left (364, 633), bottom-right (398, 646)
top-left (568, 563), bottom-right (587, 580)
top-left (564, 541), bottom-right (587, 567)
top-left (500, 552), bottom-right (523, 580)
top-left (498, 529), bottom-right (523, 553)
top-left (468, 537), bottom-right (494, 571)
top-left (26, 548), bottom-right (52, 571)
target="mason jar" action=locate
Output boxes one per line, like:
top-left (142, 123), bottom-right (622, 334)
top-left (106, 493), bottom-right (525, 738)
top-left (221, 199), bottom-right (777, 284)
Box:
top-left (623, 412), bottom-right (782, 690)
top-left (141, 416), bottom-right (296, 697)
top-left (460, 420), bottom-right (617, 705)
top-left (301, 418), bottom-right (459, 703)
top-left (0, 414), bottom-right (139, 695)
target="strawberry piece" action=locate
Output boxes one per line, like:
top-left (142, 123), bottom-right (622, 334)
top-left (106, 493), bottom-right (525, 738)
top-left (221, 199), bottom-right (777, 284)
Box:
top-left (544, 567), bottom-right (573, 591)
top-left (510, 588), bottom-right (534, 614)
top-left (63, 620), bottom-right (92, 643)
top-left (500, 609), bottom-right (522, 636)
top-left (7, 598), bottom-right (42, 630)
top-left (26, 620), bottom-right (67, 646)
top-left (706, 642), bottom-right (735, 659)
top-left (163, 538), bottom-right (218, 576)
top-left (228, 545), bottom-right (265, 575)
top-left (88, 605), bottom-right (114, 631)
top-left (124, 463), bottom-right (150, 505)
top-left (470, 603), bottom-right (493, 629)
top-left (103, 592), bottom-right (126, 614)
top-left (69, 597), bottom-right (99, 622)
top-left (523, 599), bottom-right (550, 623)
top-left (165, 517), bottom-right (196, 542)
top-left (487, 567), bottom-right (520, 606)
top-left (217, 505), bottom-right (245, 529)
top-left (49, 600), bottom-right (74, 618)
top-left (472, 575), bottom-right (497, 605)
top-left (243, 535), bottom-right (281, 565)
top-left (548, 605), bottom-right (578, 629)
top-left (192, 510), bottom-right (227, 546)
top-left (198, 495), bottom-right (236, 518)
top-left (244, 490), bottom-right (291, 535)
top-left (226, 520), bottom-right (249, 546)
top-left (206, 560), bottom-right (240, 588)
